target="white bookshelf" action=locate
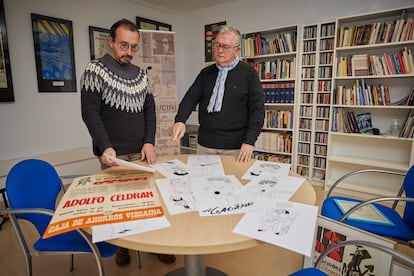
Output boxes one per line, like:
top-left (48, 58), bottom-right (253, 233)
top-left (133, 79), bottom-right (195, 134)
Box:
top-left (325, 6), bottom-right (414, 196)
top-left (241, 25), bottom-right (300, 164)
top-left (297, 22), bottom-right (336, 185)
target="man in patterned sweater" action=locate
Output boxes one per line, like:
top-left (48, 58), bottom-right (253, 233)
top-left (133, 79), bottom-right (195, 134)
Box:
top-left (81, 18), bottom-right (175, 266)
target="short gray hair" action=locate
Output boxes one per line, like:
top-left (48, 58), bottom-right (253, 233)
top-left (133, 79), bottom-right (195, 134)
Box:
top-left (217, 25), bottom-right (241, 46)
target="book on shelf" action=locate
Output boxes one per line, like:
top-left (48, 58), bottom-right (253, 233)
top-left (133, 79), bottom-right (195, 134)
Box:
top-left (400, 109), bottom-right (414, 138)
top-left (356, 112), bottom-right (373, 133)
top-left (346, 111), bottom-right (360, 133)
top-left (351, 54), bottom-right (369, 76)
top-left (405, 84), bottom-right (414, 106)
top-left (337, 17), bottom-right (414, 47)
top-left (334, 81), bottom-right (390, 106)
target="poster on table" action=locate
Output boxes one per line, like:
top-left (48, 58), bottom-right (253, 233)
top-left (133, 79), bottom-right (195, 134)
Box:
top-left (43, 172), bottom-right (164, 238)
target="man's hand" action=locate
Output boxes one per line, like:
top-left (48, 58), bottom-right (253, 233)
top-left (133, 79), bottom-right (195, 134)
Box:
top-left (172, 122), bottom-right (186, 142)
top-left (141, 143), bottom-right (156, 165)
top-left (101, 147), bottom-right (118, 167)
top-left (237, 143), bottom-right (254, 163)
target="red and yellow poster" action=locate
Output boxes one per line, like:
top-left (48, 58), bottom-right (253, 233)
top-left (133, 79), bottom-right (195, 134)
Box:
top-left (44, 172), bottom-right (164, 238)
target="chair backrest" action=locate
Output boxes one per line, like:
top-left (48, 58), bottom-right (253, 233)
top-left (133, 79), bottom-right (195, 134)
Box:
top-left (6, 159), bottom-right (62, 234)
top-left (403, 165), bottom-right (414, 231)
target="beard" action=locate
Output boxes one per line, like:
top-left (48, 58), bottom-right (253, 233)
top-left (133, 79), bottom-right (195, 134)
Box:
top-left (119, 54), bottom-right (133, 65)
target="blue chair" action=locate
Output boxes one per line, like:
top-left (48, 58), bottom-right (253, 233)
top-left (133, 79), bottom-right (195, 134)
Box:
top-left (289, 240), bottom-right (414, 275)
top-left (321, 166), bottom-right (414, 242)
top-left (1, 159), bottom-right (119, 276)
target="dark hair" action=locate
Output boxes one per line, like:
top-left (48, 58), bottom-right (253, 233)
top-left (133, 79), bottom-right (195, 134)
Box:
top-left (110, 19), bottom-right (139, 40)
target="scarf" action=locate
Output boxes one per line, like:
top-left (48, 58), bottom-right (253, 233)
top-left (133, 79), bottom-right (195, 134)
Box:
top-left (207, 56), bottom-right (240, 113)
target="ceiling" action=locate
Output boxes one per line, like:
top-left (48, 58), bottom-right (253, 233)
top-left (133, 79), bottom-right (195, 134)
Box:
top-left (130, 0), bottom-right (236, 13)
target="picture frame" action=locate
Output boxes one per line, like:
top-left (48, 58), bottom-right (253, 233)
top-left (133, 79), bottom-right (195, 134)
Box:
top-left (31, 13), bottom-right (76, 92)
top-left (204, 21), bottom-right (226, 62)
top-left (0, 0), bottom-right (14, 102)
top-left (89, 26), bottom-right (111, 60)
top-left (303, 216), bottom-right (396, 276)
top-left (136, 17), bottom-right (172, 31)
top-left (333, 198), bottom-right (395, 227)
top-left (356, 112), bottom-right (373, 132)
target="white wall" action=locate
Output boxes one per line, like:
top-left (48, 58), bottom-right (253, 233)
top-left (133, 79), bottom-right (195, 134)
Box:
top-left (178, 0), bottom-right (414, 99)
top-left (0, 0), bottom-right (180, 162)
top-left (0, 0), bottom-right (413, 169)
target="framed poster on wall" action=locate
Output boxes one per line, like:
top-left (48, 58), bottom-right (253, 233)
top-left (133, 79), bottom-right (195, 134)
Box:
top-left (0, 0), bottom-right (13, 102)
top-left (136, 17), bottom-right (172, 31)
top-left (204, 21), bottom-right (226, 62)
top-left (31, 13), bottom-right (76, 92)
top-left (89, 26), bottom-right (111, 60)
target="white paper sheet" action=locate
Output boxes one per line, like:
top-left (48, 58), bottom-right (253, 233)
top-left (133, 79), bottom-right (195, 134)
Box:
top-left (241, 160), bottom-right (291, 180)
top-left (191, 175), bottom-right (256, 216)
top-left (151, 159), bottom-right (189, 178)
top-left (233, 200), bottom-right (318, 257)
top-left (103, 153), bottom-right (155, 173)
top-left (92, 216), bottom-right (170, 243)
top-left (245, 175), bottom-right (305, 201)
top-left (155, 176), bottom-right (197, 215)
top-left (187, 155), bottom-right (225, 177)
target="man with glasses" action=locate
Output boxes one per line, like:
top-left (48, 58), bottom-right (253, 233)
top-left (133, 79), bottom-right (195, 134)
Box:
top-left (80, 18), bottom-right (175, 266)
top-left (172, 25), bottom-right (264, 162)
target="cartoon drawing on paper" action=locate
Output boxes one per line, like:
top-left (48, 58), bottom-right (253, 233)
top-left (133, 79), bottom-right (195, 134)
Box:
top-left (192, 174), bottom-right (254, 216)
top-left (250, 162), bottom-right (281, 176)
top-left (257, 203), bottom-right (297, 236)
top-left (247, 178), bottom-right (279, 199)
top-left (155, 177), bottom-right (196, 215)
top-left (187, 155), bottom-right (225, 177)
top-left (92, 216), bottom-right (171, 243)
top-left (152, 159), bottom-right (189, 178)
top-left (245, 174), bottom-right (304, 201)
top-left (204, 176), bottom-right (238, 205)
top-left (242, 160), bottom-right (291, 180)
top-left (110, 222), bottom-right (133, 234)
top-left (168, 178), bottom-right (196, 211)
top-left (172, 165), bottom-right (188, 176)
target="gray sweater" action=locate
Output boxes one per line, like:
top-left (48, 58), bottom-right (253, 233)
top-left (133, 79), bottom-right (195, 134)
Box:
top-left (81, 54), bottom-right (156, 156)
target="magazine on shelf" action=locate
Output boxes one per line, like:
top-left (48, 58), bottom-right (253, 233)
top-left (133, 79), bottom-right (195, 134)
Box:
top-left (356, 112), bottom-right (373, 132)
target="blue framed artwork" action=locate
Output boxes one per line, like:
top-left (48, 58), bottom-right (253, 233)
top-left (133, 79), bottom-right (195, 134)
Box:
top-left (0, 0), bottom-right (13, 102)
top-left (31, 13), bottom-right (76, 92)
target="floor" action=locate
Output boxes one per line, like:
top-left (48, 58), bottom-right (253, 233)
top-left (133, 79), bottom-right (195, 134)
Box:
top-left (0, 185), bottom-right (412, 276)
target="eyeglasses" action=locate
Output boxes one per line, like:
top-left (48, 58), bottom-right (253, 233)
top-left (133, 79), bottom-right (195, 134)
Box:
top-left (118, 41), bottom-right (139, 52)
top-left (213, 42), bottom-right (239, 52)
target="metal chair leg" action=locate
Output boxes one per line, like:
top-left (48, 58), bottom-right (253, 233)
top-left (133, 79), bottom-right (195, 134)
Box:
top-left (70, 254), bottom-right (74, 271)
top-left (0, 188), bottom-right (9, 230)
top-left (136, 251), bottom-right (142, 268)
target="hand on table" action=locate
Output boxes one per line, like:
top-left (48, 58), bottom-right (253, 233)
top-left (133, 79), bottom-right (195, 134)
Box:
top-left (141, 143), bottom-right (157, 165)
top-left (237, 143), bottom-right (254, 163)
